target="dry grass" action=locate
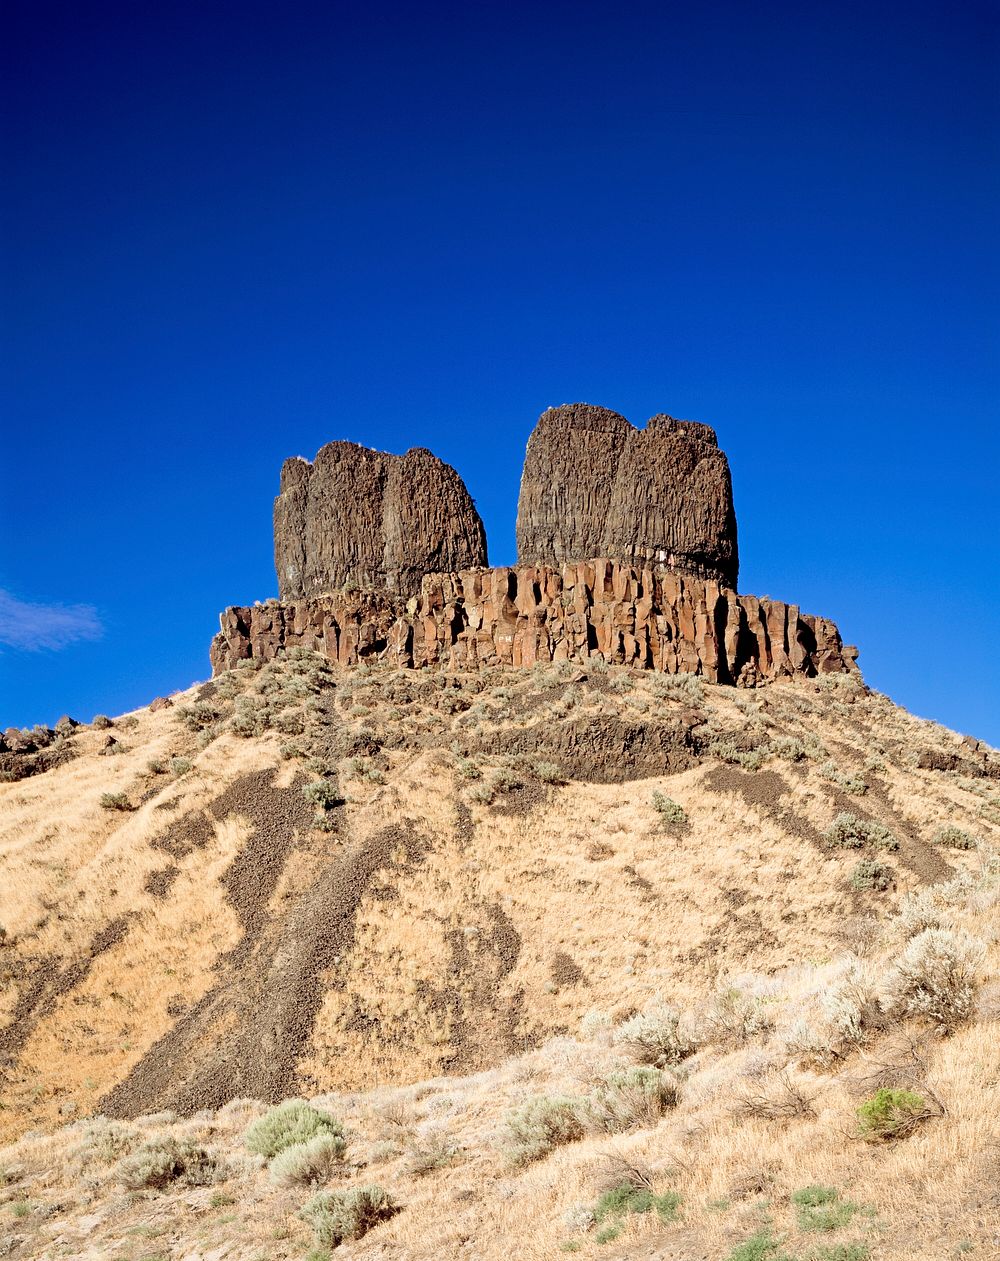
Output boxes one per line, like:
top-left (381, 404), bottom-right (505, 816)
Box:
top-left (1, 663), bottom-right (998, 1258)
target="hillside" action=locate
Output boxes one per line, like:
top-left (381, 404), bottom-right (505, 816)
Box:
top-left (2, 656), bottom-right (998, 1260)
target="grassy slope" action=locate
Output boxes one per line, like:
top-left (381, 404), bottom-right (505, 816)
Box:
top-left (1, 658), bottom-right (998, 1259)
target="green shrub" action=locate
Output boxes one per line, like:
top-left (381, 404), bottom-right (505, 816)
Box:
top-left (856, 1087), bottom-right (928, 1141)
top-left (229, 709), bottom-right (262, 737)
top-left (649, 673), bottom-right (704, 704)
top-left (170, 757), bottom-right (193, 777)
top-left (818, 761), bottom-right (868, 795)
top-left (93, 714), bottom-right (112, 729)
top-left (146, 759), bottom-right (166, 775)
top-left (268, 1133), bottom-right (346, 1186)
top-left (612, 1006), bottom-right (694, 1067)
top-left (535, 761), bottom-right (565, 784)
top-left (593, 1182), bottom-right (681, 1225)
top-left (300, 1185), bottom-right (397, 1246)
top-left (651, 791), bottom-right (686, 824)
top-left (584, 1067), bottom-right (677, 1133)
top-left (884, 928), bottom-right (984, 1029)
top-left (99, 792), bottom-right (133, 812)
top-left (116, 1136), bottom-right (222, 1189)
top-left (823, 812), bottom-right (898, 851)
top-left (505, 1096), bottom-right (585, 1165)
top-left (932, 826), bottom-right (977, 850)
top-left (244, 1100), bottom-right (344, 1160)
top-left (273, 710), bottom-right (306, 736)
top-left (850, 859), bottom-right (893, 891)
top-left (791, 1184), bottom-right (860, 1231)
top-left (724, 1231), bottom-right (795, 1261)
top-left (176, 702), bottom-right (220, 731)
top-left (72, 1118), bottom-right (141, 1165)
top-left (302, 780), bottom-right (341, 811)
top-left (709, 738), bottom-right (768, 771)
top-left (770, 736), bottom-right (806, 762)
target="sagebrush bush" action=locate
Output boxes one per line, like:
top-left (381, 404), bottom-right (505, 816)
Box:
top-left (146, 758), bottom-right (166, 775)
top-left (584, 1067), bottom-right (677, 1133)
top-left (244, 1100), bottom-right (344, 1160)
top-left (708, 737), bottom-right (767, 772)
top-left (115, 1136), bottom-right (222, 1189)
top-left (99, 792), bottom-right (133, 812)
top-left (92, 714), bottom-right (112, 729)
top-left (818, 761), bottom-right (868, 795)
top-left (702, 984), bottom-right (773, 1045)
top-left (72, 1118), bottom-right (141, 1165)
top-left (300, 1184), bottom-right (397, 1246)
top-left (857, 1087), bottom-right (928, 1141)
top-left (170, 756), bottom-right (193, 777)
top-left (648, 673), bottom-right (704, 704)
top-left (176, 701), bottom-right (220, 731)
top-left (613, 1005), bottom-right (695, 1067)
top-left (302, 780), bottom-right (341, 811)
top-left (770, 735), bottom-right (806, 762)
top-left (268, 1132), bottom-right (346, 1186)
top-left (505, 1096), bottom-right (585, 1165)
top-left (535, 760), bottom-right (564, 784)
top-left (884, 928), bottom-right (984, 1029)
top-left (850, 858), bottom-right (893, 891)
top-left (651, 791), bottom-right (686, 824)
top-left (932, 825), bottom-right (978, 850)
top-left (824, 812), bottom-right (898, 851)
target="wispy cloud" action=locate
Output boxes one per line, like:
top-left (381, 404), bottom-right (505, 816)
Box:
top-left (0, 589), bottom-right (104, 652)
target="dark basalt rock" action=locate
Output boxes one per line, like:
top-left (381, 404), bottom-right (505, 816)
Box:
top-left (274, 441), bottom-right (488, 600)
top-left (516, 404), bottom-right (738, 587)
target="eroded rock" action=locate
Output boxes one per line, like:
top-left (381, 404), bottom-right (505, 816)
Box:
top-left (211, 560), bottom-right (857, 683)
top-left (273, 442), bottom-right (487, 599)
top-left (516, 404), bottom-right (738, 586)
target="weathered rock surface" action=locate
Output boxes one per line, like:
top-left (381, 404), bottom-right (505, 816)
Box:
top-left (516, 404), bottom-right (738, 587)
top-left (211, 560), bottom-right (857, 684)
top-left (274, 442), bottom-right (488, 600)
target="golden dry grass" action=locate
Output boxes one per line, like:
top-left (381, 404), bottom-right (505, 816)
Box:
top-left (1, 661), bottom-right (998, 1259)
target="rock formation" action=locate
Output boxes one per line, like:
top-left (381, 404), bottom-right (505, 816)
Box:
top-left (516, 404), bottom-right (738, 587)
top-left (211, 560), bottom-right (857, 684)
top-left (274, 442), bottom-right (488, 600)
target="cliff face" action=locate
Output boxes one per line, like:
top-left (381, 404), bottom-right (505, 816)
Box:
top-left (516, 405), bottom-right (738, 587)
top-left (211, 560), bottom-right (856, 684)
top-left (273, 442), bottom-right (488, 599)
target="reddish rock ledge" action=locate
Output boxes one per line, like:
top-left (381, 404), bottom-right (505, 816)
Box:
top-left (210, 560), bottom-right (857, 685)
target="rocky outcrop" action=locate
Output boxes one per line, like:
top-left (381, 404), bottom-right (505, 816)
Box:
top-left (211, 560), bottom-right (857, 684)
top-left (274, 442), bottom-right (488, 600)
top-left (516, 405), bottom-right (738, 587)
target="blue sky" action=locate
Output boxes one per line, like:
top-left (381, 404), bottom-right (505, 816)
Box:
top-left (2, 1), bottom-right (998, 744)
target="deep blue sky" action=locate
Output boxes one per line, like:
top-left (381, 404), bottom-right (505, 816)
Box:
top-left (2, 1), bottom-right (998, 743)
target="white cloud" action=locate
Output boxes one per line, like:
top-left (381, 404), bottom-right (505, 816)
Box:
top-left (0, 589), bottom-right (103, 652)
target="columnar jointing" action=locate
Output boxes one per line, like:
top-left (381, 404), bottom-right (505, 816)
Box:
top-left (274, 442), bottom-right (488, 600)
top-left (211, 561), bottom-right (857, 684)
top-left (214, 405), bottom-right (856, 684)
top-left (516, 404), bottom-right (739, 588)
